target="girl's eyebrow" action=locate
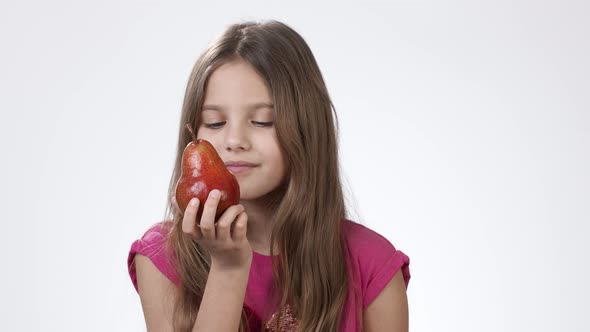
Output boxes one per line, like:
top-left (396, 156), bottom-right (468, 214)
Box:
top-left (202, 102), bottom-right (274, 112)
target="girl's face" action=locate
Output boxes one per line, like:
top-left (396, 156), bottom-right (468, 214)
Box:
top-left (197, 59), bottom-right (287, 201)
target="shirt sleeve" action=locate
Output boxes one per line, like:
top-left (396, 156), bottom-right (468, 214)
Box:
top-left (363, 247), bottom-right (410, 309)
top-left (346, 222), bottom-right (411, 310)
top-left (127, 222), bottom-right (180, 293)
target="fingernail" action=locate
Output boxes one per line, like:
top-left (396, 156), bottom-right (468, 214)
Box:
top-left (211, 190), bottom-right (220, 198)
top-left (190, 198), bottom-right (198, 206)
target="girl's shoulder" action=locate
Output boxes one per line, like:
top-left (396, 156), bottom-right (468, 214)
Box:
top-left (341, 218), bottom-right (400, 253)
top-left (340, 218), bottom-right (411, 297)
top-left (127, 220), bottom-right (179, 293)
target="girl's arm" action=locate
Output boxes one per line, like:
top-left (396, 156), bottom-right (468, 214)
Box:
top-left (135, 254), bottom-right (177, 332)
top-left (193, 261), bottom-right (251, 332)
top-left (182, 192), bottom-right (254, 331)
top-left (135, 252), bottom-right (251, 332)
top-left (363, 270), bottom-right (409, 332)
top-left (136, 193), bottom-right (253, 331)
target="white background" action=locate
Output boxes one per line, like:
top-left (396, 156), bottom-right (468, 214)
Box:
top-left (1, 0), bottom-right (588, 331)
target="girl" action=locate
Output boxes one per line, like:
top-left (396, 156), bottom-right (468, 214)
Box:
top-left (127, 20), bottom-right (411, 332)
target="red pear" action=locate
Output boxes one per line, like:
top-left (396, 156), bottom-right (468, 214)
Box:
top-left (174, 124), bottom-right (240, 221)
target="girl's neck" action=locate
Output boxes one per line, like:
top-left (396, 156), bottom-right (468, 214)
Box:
top-left (241, 183), bottom-right (286, 255)
top-left (242, 198), bottom-right (282, 256)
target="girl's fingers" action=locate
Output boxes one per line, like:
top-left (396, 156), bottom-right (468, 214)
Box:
top-left (181, 198), bottom-right (202, 240)
top-left (216, 205), bottom-right (245, 242)
top-left (231, 211), bottom-right (248, 242)
top-left (180, 190), bottom-right (247, 250)
top-left (199, 189), bottom-right (221, 240)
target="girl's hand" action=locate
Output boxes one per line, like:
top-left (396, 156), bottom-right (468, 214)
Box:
top-left (172, 190), bottom-right (252, 270)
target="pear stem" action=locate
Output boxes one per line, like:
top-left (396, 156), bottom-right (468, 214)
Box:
top-left (185, 124), bottom-right (197, 144)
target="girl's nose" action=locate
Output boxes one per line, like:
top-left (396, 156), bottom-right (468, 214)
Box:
top-left (224, 123), bottom-right (251, 151)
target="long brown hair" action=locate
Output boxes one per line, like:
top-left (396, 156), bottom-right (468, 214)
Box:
top-left (162, 19), bottom-right (352, 331)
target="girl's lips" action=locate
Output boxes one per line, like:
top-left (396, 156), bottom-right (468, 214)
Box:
top-left (227, 165), bottom-right (255, 174)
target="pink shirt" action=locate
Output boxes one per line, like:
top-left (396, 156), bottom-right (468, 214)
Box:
top-left (128, 219), bottom-right (411, 331)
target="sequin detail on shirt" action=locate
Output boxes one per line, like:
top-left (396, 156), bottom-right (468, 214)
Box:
top-left (264, 304), bottom-right (299, 331)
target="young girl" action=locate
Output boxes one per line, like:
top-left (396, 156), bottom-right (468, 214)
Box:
top-left (127, 20), bottom-right (411, 332)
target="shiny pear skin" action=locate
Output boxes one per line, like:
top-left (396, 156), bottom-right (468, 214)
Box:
top-left (175, 137), bottom-right (240, 222)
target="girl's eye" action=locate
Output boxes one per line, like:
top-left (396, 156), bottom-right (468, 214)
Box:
top-left (203, 121), bottom-right (274, 129)
top-left (203, 122), bottom-right (225, 129)
top-left (252, 121), bottom-right (274, 127)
